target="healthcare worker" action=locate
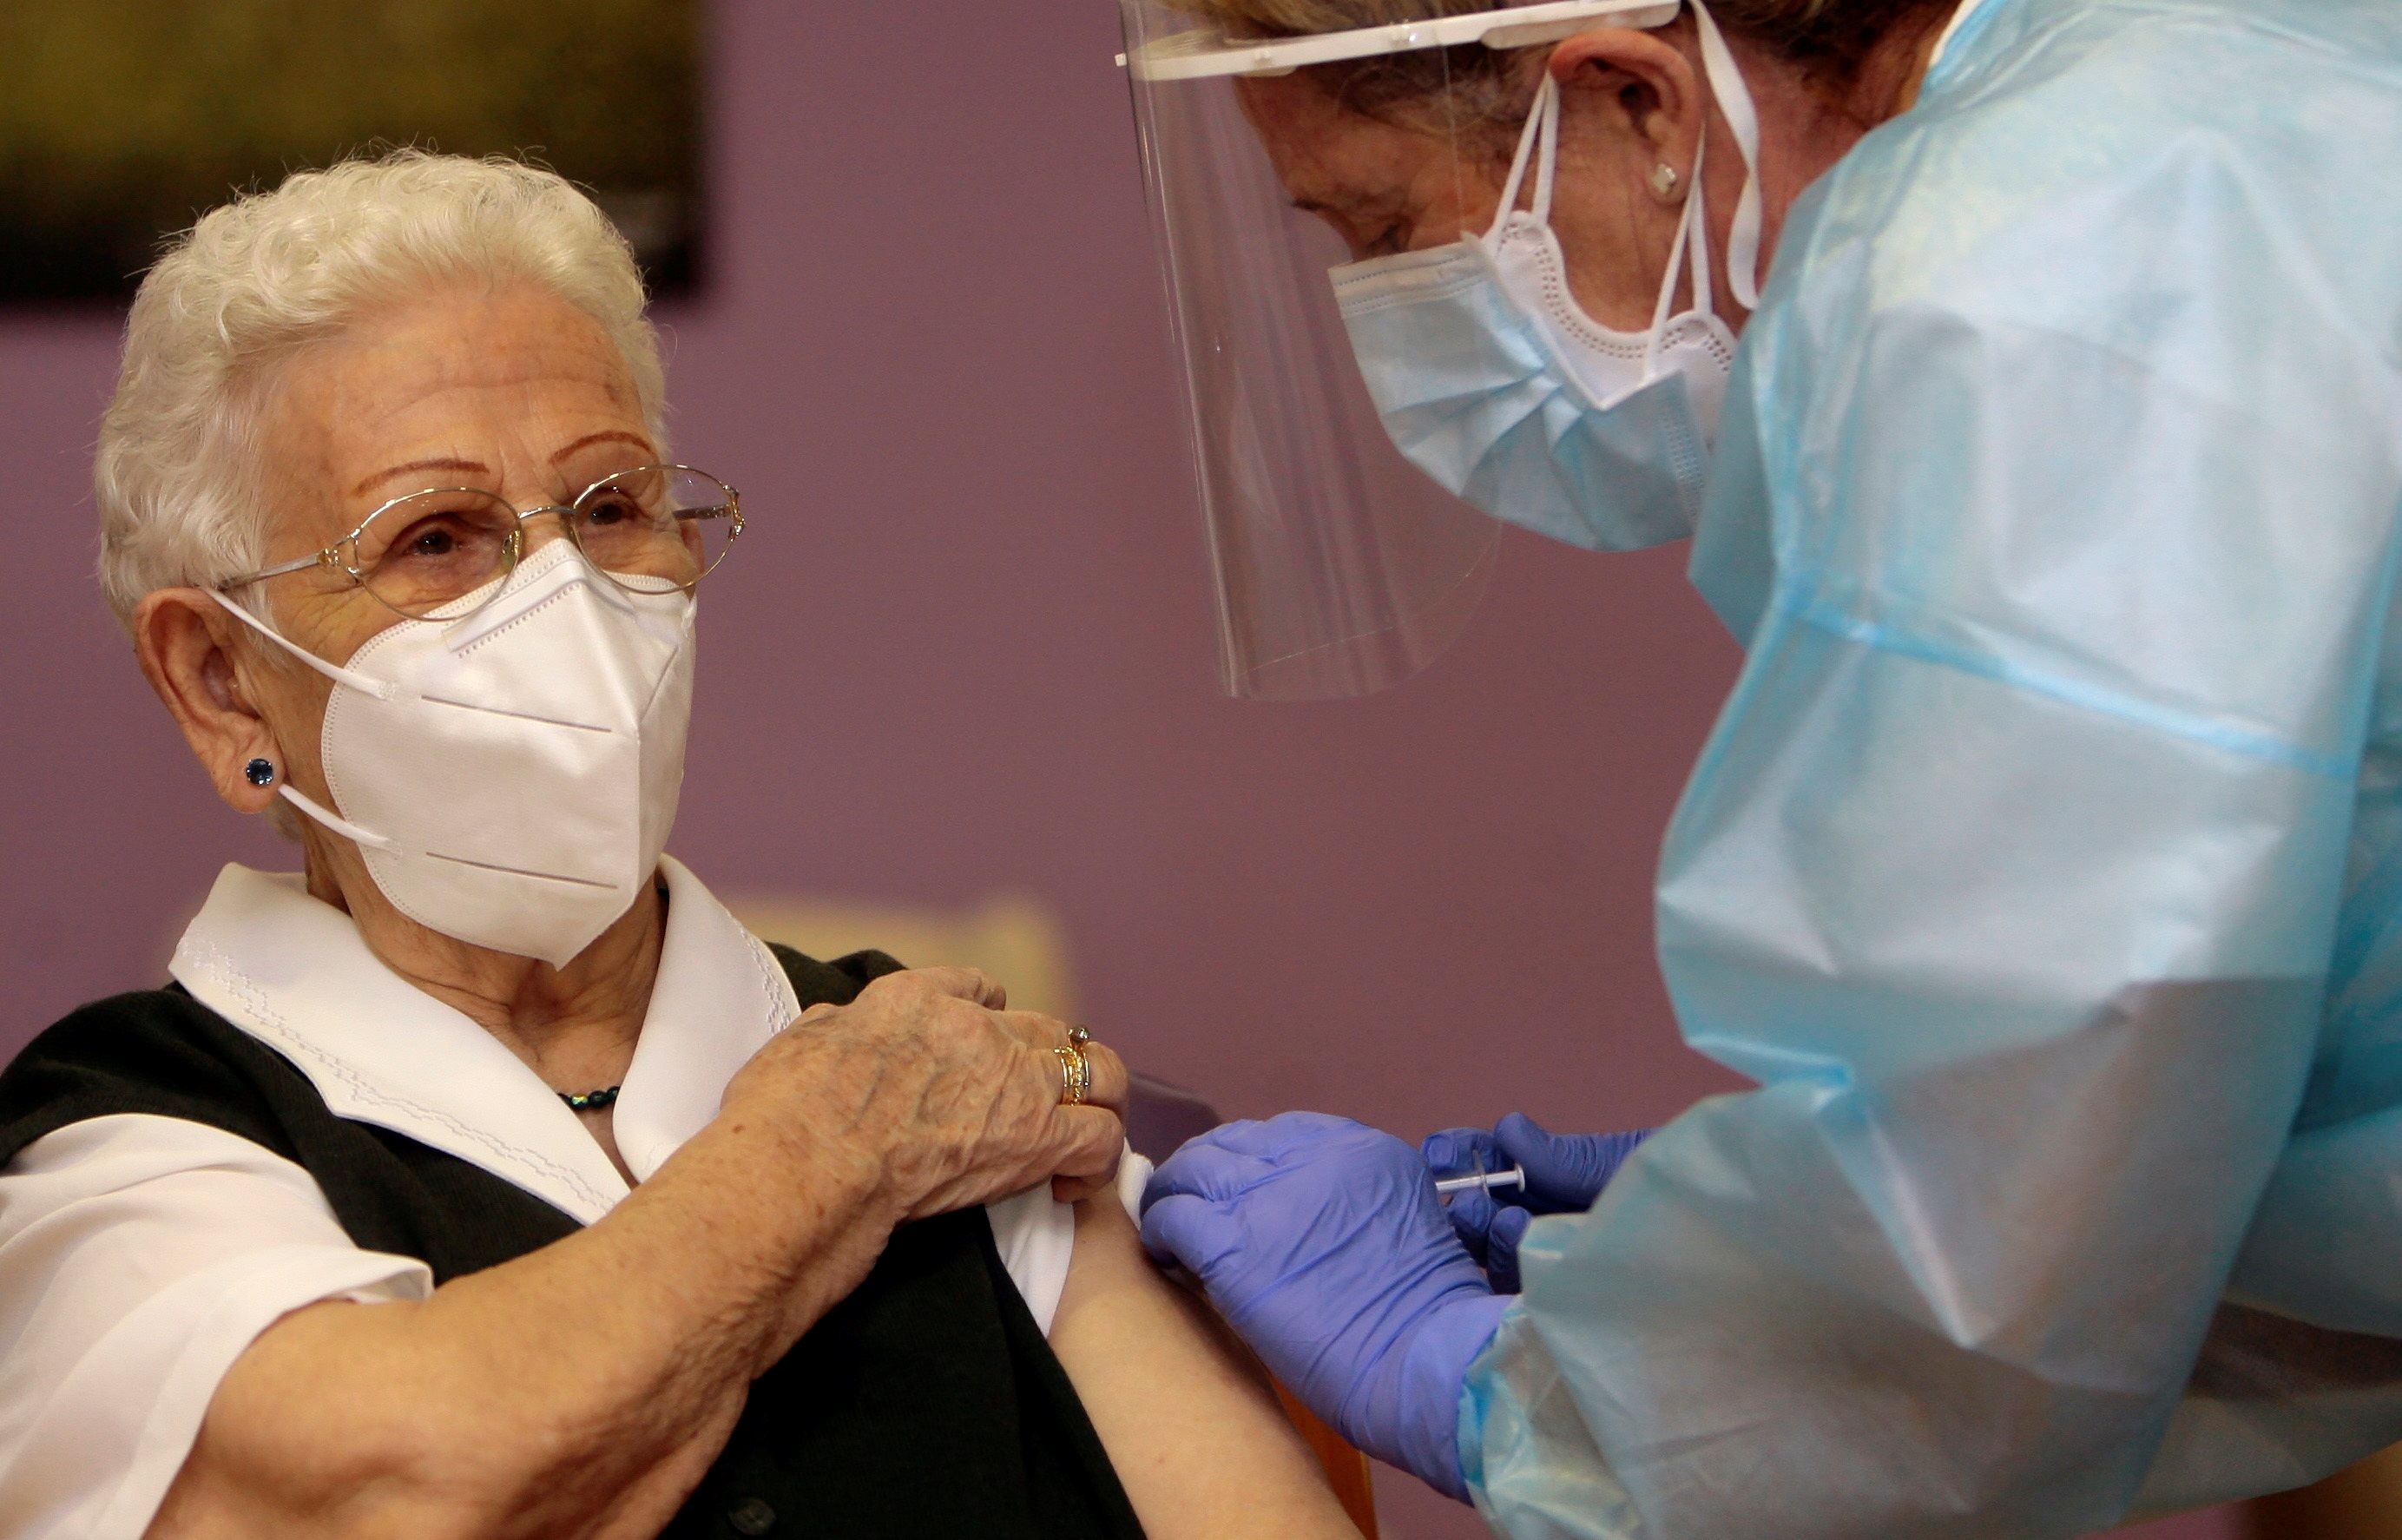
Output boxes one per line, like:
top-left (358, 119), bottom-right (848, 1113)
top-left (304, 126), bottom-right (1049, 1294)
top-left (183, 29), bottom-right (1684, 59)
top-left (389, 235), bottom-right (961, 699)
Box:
top-left (1112, 0), bottom-right (2402, 1534)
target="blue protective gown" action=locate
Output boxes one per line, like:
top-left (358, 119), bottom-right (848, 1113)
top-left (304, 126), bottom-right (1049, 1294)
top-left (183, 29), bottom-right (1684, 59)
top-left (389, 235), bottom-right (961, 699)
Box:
top-left (1460, 0), bottom-right (2402, 1534)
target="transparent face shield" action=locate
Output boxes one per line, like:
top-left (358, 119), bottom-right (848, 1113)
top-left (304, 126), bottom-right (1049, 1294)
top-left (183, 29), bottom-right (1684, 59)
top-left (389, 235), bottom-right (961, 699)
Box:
top-left (1115, 0), bottom-right (1690, 700)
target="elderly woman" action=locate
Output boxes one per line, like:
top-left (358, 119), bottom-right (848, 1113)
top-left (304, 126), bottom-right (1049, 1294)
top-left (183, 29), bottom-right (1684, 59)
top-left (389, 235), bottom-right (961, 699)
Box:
top-left (0, 153), bottom-right (1360, 1540)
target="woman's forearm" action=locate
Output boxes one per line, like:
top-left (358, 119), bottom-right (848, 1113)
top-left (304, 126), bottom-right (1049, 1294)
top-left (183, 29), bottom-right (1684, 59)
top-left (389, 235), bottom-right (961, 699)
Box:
top-left (147, 1115), bottom-right (903, 1540)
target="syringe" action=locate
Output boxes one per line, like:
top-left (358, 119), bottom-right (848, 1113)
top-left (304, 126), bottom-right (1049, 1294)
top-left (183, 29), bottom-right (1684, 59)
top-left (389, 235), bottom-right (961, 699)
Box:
top-left (1432, 1165), bottom-right (1525, 1196)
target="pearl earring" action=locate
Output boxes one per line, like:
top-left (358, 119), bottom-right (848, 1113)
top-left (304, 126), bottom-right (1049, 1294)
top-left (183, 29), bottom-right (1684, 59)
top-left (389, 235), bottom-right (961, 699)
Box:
top-left (244, 758), bottom-right (277, 787)
top-left (1650, 162), bottom-right (1681, 198)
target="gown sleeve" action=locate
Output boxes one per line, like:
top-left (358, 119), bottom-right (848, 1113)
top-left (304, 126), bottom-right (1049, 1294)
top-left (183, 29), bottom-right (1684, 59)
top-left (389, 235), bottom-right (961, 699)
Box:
top-left (1462, 121), bottom-right (2402, 1537)
top-left (0, 1115), bottom-right (430, 1539)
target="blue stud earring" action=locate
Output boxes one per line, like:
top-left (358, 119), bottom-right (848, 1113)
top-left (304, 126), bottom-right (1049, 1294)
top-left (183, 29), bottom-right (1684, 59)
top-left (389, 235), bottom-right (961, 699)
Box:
top-left (244, 758), bottom-right (277, 787)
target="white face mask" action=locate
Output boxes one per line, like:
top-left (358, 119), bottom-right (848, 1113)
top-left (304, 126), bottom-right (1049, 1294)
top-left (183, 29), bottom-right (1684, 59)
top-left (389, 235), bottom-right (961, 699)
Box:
top-left (1331, 0), bottom-right (1763, 551)
top-left (214, 538), bottom-right (697, 967)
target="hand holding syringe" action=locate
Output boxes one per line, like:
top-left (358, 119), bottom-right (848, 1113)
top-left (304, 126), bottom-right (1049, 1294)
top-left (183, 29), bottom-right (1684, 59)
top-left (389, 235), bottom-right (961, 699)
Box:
top-left (1424, 1117), bottom-right (1654, 1290)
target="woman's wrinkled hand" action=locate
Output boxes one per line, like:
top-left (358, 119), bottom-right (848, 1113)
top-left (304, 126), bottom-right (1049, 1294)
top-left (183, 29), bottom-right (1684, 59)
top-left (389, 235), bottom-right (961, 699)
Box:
top-left (721, 967), bottom-right (1128, 1221)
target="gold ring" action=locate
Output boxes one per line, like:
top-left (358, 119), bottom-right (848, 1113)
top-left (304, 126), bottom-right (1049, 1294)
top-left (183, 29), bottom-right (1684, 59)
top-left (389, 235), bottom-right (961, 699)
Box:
top-left (1053, 1044), bottom-right (1092, 1106)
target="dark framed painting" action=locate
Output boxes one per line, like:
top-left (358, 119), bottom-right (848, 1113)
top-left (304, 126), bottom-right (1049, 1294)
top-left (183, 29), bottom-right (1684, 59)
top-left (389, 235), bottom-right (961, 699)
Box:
top-left (0, 0), bottom-right (702, 305)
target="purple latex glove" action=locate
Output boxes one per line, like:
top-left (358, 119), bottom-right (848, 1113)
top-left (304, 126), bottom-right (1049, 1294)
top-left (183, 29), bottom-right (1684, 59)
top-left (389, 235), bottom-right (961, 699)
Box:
top-left (1421, 1113), bottom-right (1652, 1293)
top-left (1140, 1112), bottom-right (1510, 1501)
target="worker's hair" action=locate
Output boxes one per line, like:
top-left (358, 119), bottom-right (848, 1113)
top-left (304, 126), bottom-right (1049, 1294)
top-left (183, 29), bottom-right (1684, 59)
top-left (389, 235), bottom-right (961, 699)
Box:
top-left (1170, 0), bottom-right (1950, 128)
top-left (95, 149), bottom-right (666, 630)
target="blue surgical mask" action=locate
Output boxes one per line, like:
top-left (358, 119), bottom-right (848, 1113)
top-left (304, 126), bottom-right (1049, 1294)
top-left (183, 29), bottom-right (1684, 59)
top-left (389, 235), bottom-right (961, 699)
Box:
top-left (1331, 10), bottom-right (1762, 553)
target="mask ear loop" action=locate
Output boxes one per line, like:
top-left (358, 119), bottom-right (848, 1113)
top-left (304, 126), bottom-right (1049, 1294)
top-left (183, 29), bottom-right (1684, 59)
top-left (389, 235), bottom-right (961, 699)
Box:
top-left (1685, 141), bottom-right (1715, 320)
top-left (1688, 0), bottom-right (1763, 308)
top-left (1640, 135), bottom-right (1708, 378)
top-left (208, 589), bottom-right (397, 701)
top-left (206, 590), bottom-right (402, 853)
top-left (1530, 71), bottom-right (1563, 227)
top-left (271, 786), bottom-right (399, 854)
top-left (1487, 72), bottom-right (1559, 244)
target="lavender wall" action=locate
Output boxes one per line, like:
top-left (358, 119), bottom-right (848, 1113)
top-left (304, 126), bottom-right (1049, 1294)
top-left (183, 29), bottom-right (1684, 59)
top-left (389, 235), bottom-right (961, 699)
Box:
top-left (0, 2), bottom-right (2240, 1535)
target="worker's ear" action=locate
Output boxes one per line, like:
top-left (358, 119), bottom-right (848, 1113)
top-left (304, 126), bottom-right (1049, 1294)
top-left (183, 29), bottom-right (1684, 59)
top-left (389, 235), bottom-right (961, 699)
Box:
top-left (1546, 28), bottom-right (1708, 202)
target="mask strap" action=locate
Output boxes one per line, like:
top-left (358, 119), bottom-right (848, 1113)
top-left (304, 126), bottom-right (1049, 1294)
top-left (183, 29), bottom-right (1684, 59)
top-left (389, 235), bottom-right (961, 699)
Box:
top-left (1642, 137), bottom-right (1705, 377)
top-left (208, 589), bottom-right (399, 701)
top-left (277, 784), bottom-right (400, 853)
top-left (202, 592), bottom-right (401, 853)
top-left (1488, 74), bottom-right (1559, 243)
top-left (1688, 0), bottom-right (1764, 308)
top-left (1530, 74), bottom-right (1563, 226)
top-left (1685, 135), bottom-right (1714, 320)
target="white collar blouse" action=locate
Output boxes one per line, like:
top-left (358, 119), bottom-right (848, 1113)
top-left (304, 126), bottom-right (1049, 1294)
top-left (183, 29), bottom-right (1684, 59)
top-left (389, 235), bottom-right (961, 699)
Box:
top-left (0, 858), bottom-right (1075, 1540)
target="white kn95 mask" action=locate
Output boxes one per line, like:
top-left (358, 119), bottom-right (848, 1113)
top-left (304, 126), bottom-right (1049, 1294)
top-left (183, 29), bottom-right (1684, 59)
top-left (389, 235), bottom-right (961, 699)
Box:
top-left (214, 538), bottom-right (697, 967)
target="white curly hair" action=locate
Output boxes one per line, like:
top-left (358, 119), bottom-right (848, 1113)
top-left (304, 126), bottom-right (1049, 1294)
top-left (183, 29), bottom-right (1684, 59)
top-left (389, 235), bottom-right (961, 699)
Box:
top-left (95, 150), bottom-right (667, 629)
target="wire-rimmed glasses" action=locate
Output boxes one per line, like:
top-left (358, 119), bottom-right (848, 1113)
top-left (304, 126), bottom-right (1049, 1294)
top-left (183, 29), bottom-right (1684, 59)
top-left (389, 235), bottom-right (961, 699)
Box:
top-left (216, 464), bottom-right (743, 620)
